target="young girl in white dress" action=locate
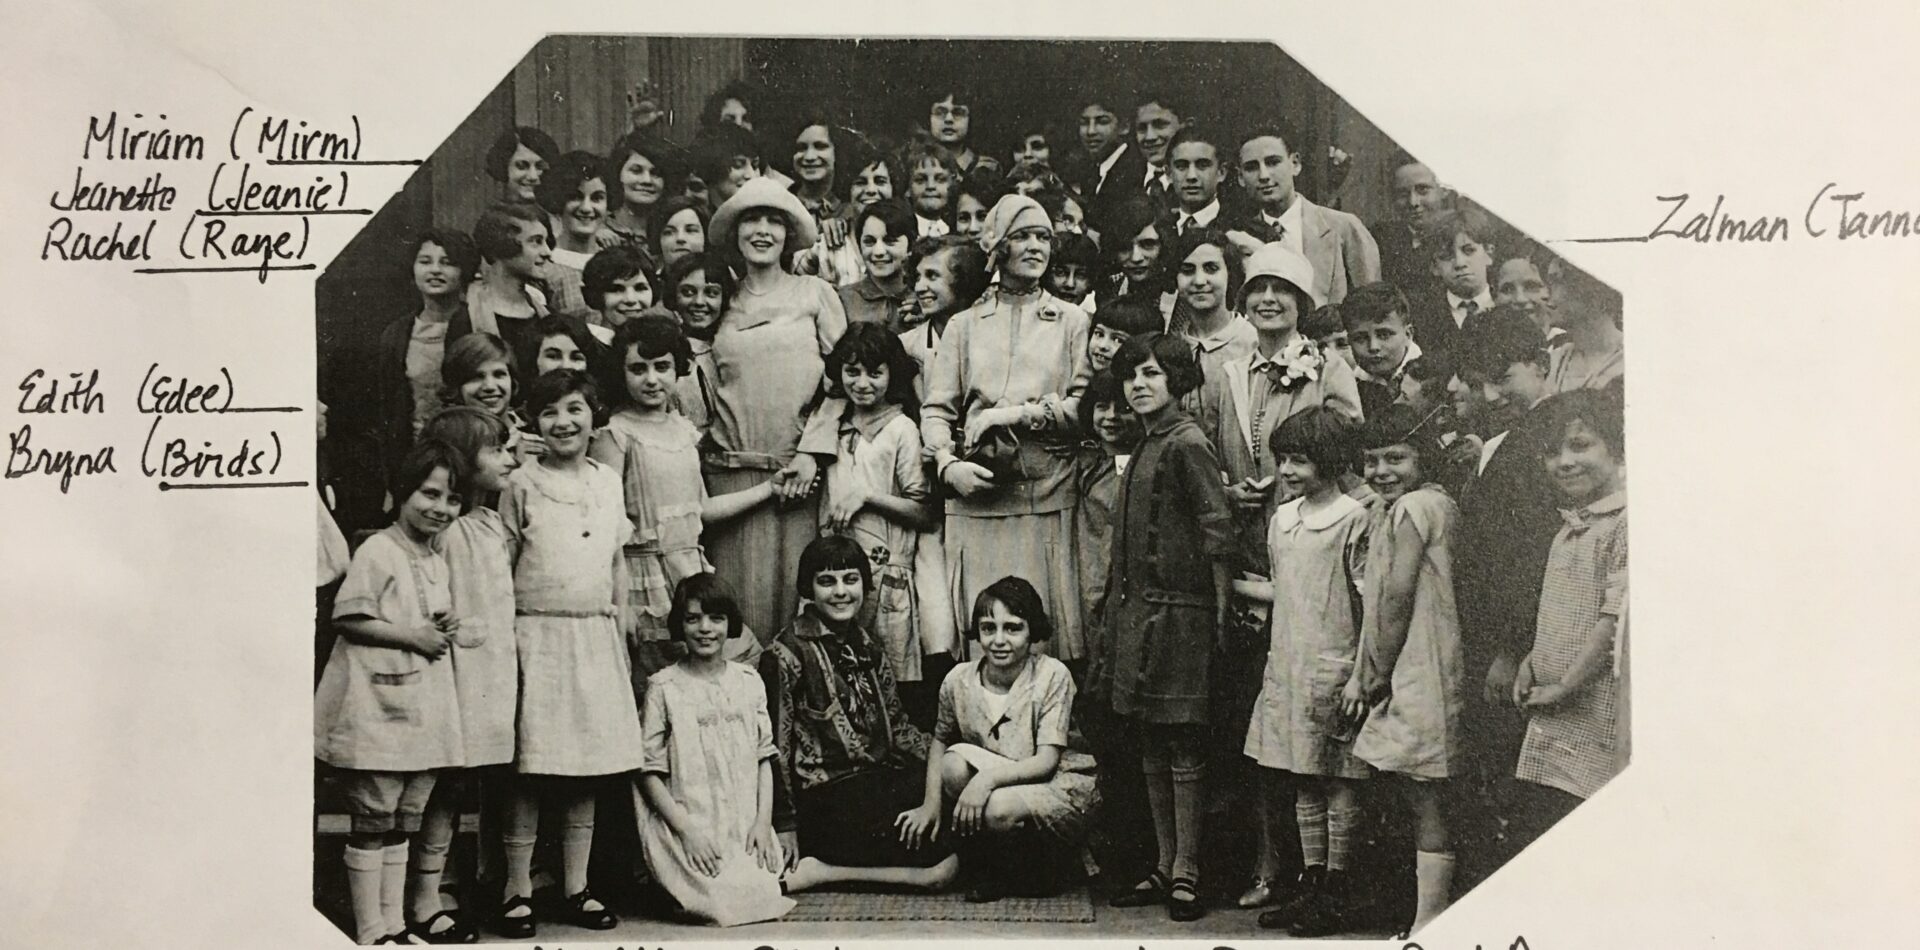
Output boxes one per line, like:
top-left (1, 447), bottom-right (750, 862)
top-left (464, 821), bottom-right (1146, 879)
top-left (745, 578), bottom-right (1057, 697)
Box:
top-left (495, 369), bottom-right (643, 938)
top-left (1351, 404), bottom-right (1468, 935)
top-left (316, 442), bottom-right (468, 944)
top-left (635, 573), bottom-right (795, 926)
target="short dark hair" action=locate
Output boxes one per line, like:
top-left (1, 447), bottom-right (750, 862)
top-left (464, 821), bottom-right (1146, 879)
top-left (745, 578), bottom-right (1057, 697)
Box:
top-left (700, 79), bottom-right (762, 130)
top-left (534, 150), bottom-right (605, 216)
top-left (690, 123), bottom-right (763, 185)
top-left (1339, 282), bottom-right (1412, 331)
top-left (524, 367), bottom-right (600, 421)
top-left (484, 127), bottom-right (558, 183)
top-left (604, 132), bottom-right (682, 212)
top-left (1355, 402), bottom-right (1449, 485)
top-left (844, 138), bottom-right (905, 204)
top-left (647, 195), bottom-right (712, 258)
top-left (1051, 231), bottom-right (1101, 275)
top-left (1076, 368), bottom-right (1128, 436)
top-left (1167, 225), bottom-right (1244, 308)
top-left (582, 245), bottom-right (655, 313)
top-left (1268, 405), bottom-right (1356, 477)
top-left (662, 249), bottom-right (735, 320)
top-left (1403, 350), bottom-right (1459, 385)
top-left (532, 314), bottom-right (599, 362)
top-left (823, 322), bottom-right (919, 416)
top-left (788, 111), bottom-right (852, 197)
top-left (854, 197), bottom-right (917, 245)
top-left (1112, 331), bottom-right (1204, 399)
top-left (1301, 304), bottom-right (1345, 341)
top-left (1164, 124), bottom-right (1228, 164)
top-left (613, 314), bottom-right (693, 382)
top-left (957, 169), bottom-right (1009, 210)
top-left (408, 229), bottom-right (480, 285)
top-left (1092, 294), bottom-right (1164, 336)
top-left (1457, 304), bottom-right (1549, 379)
top-left (392, 439), bottom-right (469, 512)
top-left (796, 535), bottom-right (872, 601)
top-left (968, 575), bottom-right (1055, 643)
top-left (1134, 91), bottom-right (1184, 120)
top-left (1532, 387), bottom-right (1625, 464)
top-left (473, 201), bottom-right (551, 264)
top-left (668, 572), bottom-right (747, 641)
top-left (1237, 121), bottom-right (1302, 157)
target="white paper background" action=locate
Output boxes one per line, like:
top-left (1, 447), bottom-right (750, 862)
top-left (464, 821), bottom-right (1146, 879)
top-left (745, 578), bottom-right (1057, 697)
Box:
top-left (2, 1), bottom-right (1916, 947)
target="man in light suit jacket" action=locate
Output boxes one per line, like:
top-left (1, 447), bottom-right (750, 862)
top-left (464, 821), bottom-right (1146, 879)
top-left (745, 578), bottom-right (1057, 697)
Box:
top-left (1222, 124), bottom-right (1380, 306)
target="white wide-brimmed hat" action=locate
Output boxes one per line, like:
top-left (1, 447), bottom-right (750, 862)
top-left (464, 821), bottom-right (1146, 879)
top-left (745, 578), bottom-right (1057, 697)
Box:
top-left (709, 177), bottom-right (820, 253)
top-left (1239, 242), bottom-right (1323, 310)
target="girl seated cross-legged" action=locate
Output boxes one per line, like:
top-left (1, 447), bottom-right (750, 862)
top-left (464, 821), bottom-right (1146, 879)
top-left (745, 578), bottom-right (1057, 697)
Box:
top-left (896, 576), bottom-right (1099, 903)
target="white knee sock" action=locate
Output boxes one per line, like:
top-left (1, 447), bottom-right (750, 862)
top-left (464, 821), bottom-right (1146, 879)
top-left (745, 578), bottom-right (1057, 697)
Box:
top-left (381, 843), bottom-right (410, 937)
top-left (1412, 850), bottom-right (1457, 932)
top-left (343, 845), bottom-right (388, 944)
top-left (561, 795), bottom-right (597, 903)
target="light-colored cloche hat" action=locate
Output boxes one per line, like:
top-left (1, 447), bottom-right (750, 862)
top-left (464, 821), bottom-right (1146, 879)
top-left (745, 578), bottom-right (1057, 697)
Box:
top-left (977, 193), bottom-right (1053, 256)
top-left (709, 177), bottom-right (820, 253)
top-left (1239, 241), bottom-right (1324, 310)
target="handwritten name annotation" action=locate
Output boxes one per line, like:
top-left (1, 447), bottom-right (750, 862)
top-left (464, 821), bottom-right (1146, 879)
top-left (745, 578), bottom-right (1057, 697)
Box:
top-left (4, 365), bottom-right (302, 494)
top-left (1575, 184), bottom-right (1919, 244)
top-left (39, 109), bottom-right (414, 282)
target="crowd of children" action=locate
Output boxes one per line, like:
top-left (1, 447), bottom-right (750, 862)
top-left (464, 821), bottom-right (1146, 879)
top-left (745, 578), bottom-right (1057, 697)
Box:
top-left (316, 76), bottom-right (1629, 943)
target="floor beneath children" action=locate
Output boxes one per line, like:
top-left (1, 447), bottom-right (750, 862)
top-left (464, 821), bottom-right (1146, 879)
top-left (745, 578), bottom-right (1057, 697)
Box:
top-left (313, 882), bottom-right (1396, 942)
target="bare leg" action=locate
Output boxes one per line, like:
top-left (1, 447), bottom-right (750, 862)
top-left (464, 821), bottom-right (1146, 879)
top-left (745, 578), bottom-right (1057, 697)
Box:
top-left (1252, 768), bottom-right (1285, 880)
top-left (784, 854), bottom-right (961, 892)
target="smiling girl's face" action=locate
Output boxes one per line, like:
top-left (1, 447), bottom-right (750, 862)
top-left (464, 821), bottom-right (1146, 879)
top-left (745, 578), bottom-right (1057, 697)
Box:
top-left (1363, 443), bottom-right (1424, 504)
top-left (534, 332), bottom-right (587, 377)
top-left (458, 359), bottom-right (513, 416)
top-left (535, 391), bottom-right (593, 459)
top-left (398, 465), bottom-right (462, 542)
top-left (1176, 243), bottom-right (1229, 315)
top-left (859, 217), bottom-right (909, 281)
top-left (736, 209), bottom-right (788, 267)
top-left (623, 344), bottom-right (677, 413)
top-left (792, 125), bottom-right (835, 186)
top-left (975, 598), bottom-right (1034, 675)
top-left (850, 161), bottom-right (893, 209)
top-left (413, 240), bottom-right (462, 300)
top-left (674, 269), bottom-right (724, 333)
top-left (680, 597), bottom-right (731, 660)
top-left (658, 207), bottom-right (706, 268)
top-left (809, 567), bottom-right (864, 625)
top-left (620, 151), bottom-right (664, 209)
top-left (563, 177), bottom-right (607, 240)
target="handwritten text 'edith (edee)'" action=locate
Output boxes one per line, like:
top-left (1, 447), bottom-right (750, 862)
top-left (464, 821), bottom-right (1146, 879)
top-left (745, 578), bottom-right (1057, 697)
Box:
top-left (5, 364), bottom-right (301, 494)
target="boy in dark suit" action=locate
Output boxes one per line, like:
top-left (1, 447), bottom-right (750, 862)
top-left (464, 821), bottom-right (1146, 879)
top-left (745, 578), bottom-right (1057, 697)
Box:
top-left (1450, 306), bottom-right (1562, 890)
top-left (1132, 92), bottom-right (1186, 209)
top-left (1409, 207), bottom-right (1497, 357)
top-left (1223, 124), bottom-right (1381, 306)
top-left (1074, 93), bottom-right (1145, 236)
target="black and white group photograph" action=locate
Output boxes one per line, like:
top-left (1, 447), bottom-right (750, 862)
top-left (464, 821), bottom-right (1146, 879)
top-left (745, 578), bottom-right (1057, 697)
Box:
top-left (312, 34), bottom-right (1628, 943)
